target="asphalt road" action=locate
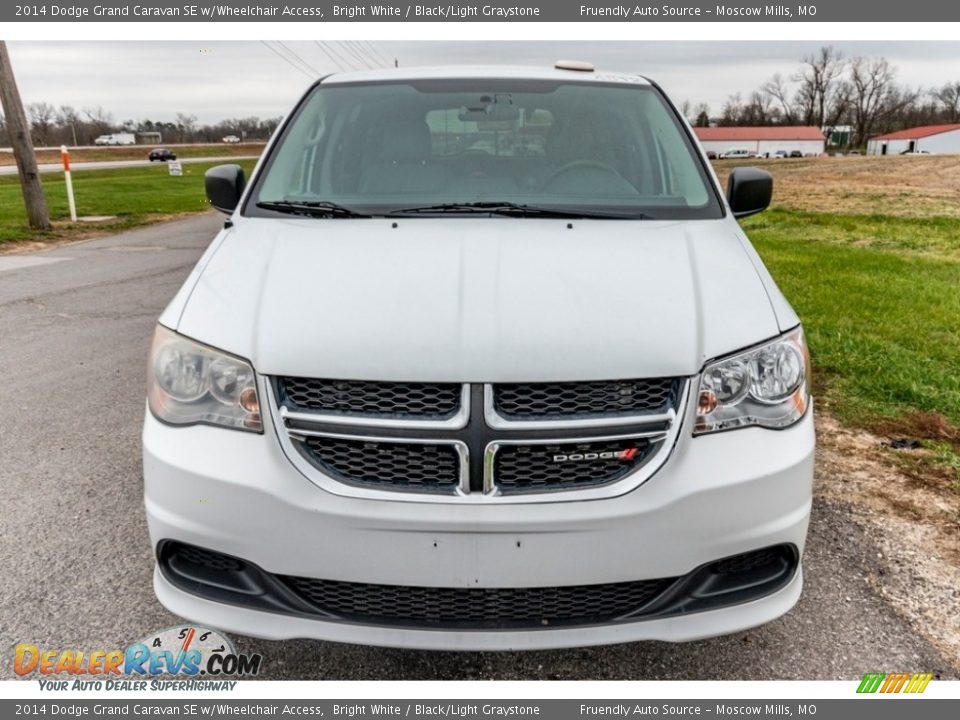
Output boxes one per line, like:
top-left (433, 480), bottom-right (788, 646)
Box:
top-left (0, 213), bottom-right (955, 680)
top-left (0, 155), bottom-right (259, 176)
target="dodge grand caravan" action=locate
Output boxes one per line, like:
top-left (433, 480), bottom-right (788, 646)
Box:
top-left (143, 63), bottom-right (814, 651)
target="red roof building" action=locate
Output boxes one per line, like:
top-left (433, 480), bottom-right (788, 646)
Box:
top-left (867, 124), bottom-right (960, 155)
top-left (870, 124), bottom-right (960, 141)
top-left (693, 126), bottom-right (825, 142)
top-left (693, 126), bottom-right (826, 156)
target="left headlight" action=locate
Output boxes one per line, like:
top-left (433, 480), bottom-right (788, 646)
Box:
top-left (147, 325), bottom-right (262, 432)
top-left (695, 326), bottom-right (810, 435)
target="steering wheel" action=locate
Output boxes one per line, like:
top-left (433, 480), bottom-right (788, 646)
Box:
top-left (543, 160), bottom-right (624, 187)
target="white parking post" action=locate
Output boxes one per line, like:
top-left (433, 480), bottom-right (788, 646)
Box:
top-left (61, 145), bottom-right (77, 222)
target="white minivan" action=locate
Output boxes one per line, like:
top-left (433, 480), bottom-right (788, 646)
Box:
top-left (143, 64), bottom-right (814, 651)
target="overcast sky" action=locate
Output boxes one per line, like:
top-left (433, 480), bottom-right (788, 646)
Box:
top-left (7, 41), bottom-right (960, 125)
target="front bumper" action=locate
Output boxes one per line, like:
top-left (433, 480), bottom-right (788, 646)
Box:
top-left (142, 405), bottom-right (814, 650)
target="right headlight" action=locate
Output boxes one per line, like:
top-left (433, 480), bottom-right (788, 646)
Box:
top-left (695, 326), bottom-right (810, 435)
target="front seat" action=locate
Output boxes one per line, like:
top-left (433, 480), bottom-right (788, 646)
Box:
top-left (359, 117), bottom-right (449, 194)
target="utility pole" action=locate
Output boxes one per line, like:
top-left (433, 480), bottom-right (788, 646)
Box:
top-left (0, 40), bottom-right (51, 231)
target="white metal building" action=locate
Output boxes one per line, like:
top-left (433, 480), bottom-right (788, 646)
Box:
top-left (693, 126), bottom-right (826, 156)
top-left (867, 124), bottom-right (960, 155)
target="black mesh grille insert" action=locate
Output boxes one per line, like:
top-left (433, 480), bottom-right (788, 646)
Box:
top-left (494, 438), bottom-right (656, 494)
top-left (494, 378), bottom-right (679, 419)
top-left (714, 547), bottom-right (784, 575)
top-left (175, 544), bottom-right (244, 572)
top-left (279, 378), bottom-right (461, 418)
top-left (279, 575), bottom-right (675, 629)
top-left (296, 436), bottom-right (460, 493)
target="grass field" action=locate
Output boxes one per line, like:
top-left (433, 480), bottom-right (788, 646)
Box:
top-left (727, 157), bottom-right (960, 492)
top-left (0, 159), bottom-right (259, 244)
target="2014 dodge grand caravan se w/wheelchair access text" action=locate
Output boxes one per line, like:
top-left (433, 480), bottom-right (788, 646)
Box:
top-left (143, 63), bottom-right (814, 651)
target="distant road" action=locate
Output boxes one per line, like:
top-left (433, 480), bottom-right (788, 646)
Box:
top-left (0, 155), bottom-right (260, 176)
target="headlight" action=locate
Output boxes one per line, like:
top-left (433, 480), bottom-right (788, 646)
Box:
top-left (147, 325), bottom-right (261, 432)
top-left (695, 327), bottom-right (810, 435)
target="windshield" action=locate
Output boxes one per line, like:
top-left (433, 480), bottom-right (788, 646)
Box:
top-left (247, 78), bottom-right (722, 220)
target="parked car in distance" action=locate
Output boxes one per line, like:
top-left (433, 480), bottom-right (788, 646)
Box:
top-left (789, 150), bottom-right (804, 158)
top-left (847, 150), bottom-right (861, 155)
top-left (900, 149), bottom-right (932, 155)
top-left (148, 148), bottom-right (177, 162)
top-left (704, 149), bottom-right (718, 160)
top-left (719, 148), bottom-right (752, 159)
top-left (771, 150), bottom-right (788, 159)
top-left (144, 63), bottom-right (814, 651)
top-left (222, 135), bottom-right (241, 143)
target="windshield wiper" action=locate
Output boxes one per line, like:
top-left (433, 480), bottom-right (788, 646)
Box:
top-left (256, 200), bottom-right (371, 218)
top-left (388, 201), bottom-right (648, 219)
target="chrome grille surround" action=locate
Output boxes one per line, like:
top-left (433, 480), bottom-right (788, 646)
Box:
top-left (268, 378), bottom-right (689, 503)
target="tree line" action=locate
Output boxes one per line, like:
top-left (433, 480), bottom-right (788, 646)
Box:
top-left (681, 46), bottom-right (960, 147)
top-left (0, 105), bottom-right (282, 147)
top-left (4, 47), bottom-right (959, 150)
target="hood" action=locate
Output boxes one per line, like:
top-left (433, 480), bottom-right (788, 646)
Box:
top-left (174, 217), bottom-right (780, 381)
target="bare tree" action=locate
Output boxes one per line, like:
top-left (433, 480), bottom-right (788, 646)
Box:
top-left (56, 104), bottom-right (80, 145)
top-left (82, 105), bottom-right (115, 138)
top-left (932, 81), bottom-right (960, 123)
top-left (719, 93), bottom-right (743, 126)
top-left (848, 56), bottom-right (914, 145)
top-left (741, 90), bottom-right (777, 125)
top-left (693, 103), bottom-right (711, 127)
top-left (27, 101), bottom-right (55, 146)
top-left (794, 45), bottom-right (846, 127)
top-left (761, 73), bottom-right (796, 124)
top-left (175, 112), bottom-right (198, 143)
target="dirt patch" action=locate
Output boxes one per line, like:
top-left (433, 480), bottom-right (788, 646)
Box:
top-left (815, 412), bottom-right (960, 670)
top-left (871, 411), bottom-right (960, 445)
top-left (714, 156), bottom-right (960, 217)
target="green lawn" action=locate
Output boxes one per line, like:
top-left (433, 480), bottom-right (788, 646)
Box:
top-left (743, 209), bottom-right (960, 435)
top-left (0, 159), bottom-right (258, 243)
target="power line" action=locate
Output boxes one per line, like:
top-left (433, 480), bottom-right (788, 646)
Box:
top-left (340, 41), bottom-right (377, 70)
top-left (320, 41), bottom-right (361, 71)
top-left (359, 41), bottom-right (391, 67)
top-left (313, 41), bottom-right (348, 72)
top-left (260, 41), bottom-right (315, 80)
top-left (261, 41), bottom-right (314, 79)
top-left (276, 41), bottom-right (321, 76)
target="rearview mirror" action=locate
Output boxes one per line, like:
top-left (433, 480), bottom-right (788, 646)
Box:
top-left (726, 167), bottom-right (772, 218)
top-left (205, 164), bottom-right (246, 214)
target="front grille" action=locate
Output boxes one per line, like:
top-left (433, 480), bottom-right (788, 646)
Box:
top-left (494, 438), bottom-right (655, 494)
top-left (493, 378), bottom-right (680, 420)
top-left (278, 378), bottom-right (462, 418)
top-left (279, 575), bottom-right (674, 629)
top-left (295, 436), bottom-right (461, 494)
top-left (275, 377), bottom-right (685, 500)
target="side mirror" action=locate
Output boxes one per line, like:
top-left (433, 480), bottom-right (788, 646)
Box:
top-left (205, 164), bottom-right (246, 214)
top-left (727, 167), bottom-right (772, 218)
